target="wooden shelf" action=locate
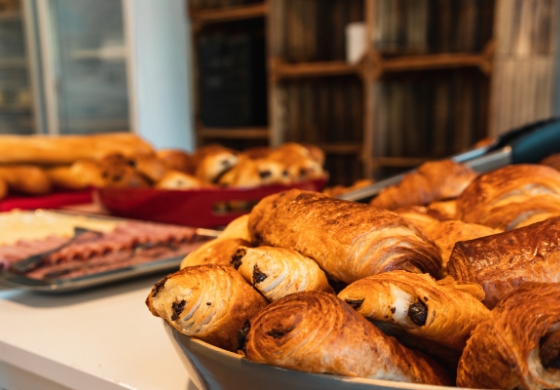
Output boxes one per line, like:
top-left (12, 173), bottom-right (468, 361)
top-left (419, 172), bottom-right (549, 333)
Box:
top-left (198, 127), bottom-right (269, 139)
top-left (320, 143), bottom-right (362, 154)
top-left (0, 58), bottom-right (27, 68)
top-left (381, 53), bottom-right (490, 73)
top-left (369, 157), bottom-right (431, 168)
top-left (273, 61), bottom-right (359, 80)
top-left (190, 3), bottom-right (268, 24)
top-left (0, 10), bottom-right (21, 22)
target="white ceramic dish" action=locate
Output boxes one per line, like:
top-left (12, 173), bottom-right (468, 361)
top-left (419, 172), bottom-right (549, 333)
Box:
top-left (162, 321), bottom-right (463, 390)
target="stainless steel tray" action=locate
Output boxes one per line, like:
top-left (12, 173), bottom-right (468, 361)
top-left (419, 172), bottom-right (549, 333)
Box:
top-left (0, 210), bottom-right (213, 293)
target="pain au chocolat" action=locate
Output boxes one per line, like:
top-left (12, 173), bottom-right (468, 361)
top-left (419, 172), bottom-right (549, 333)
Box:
top-left (146, 264), bottom-right (267, 352)
top-left (447, 215), bottom-right (560, 309)
top-left (338, 270), bottom-right (489, 352)
top-left (456, 164), bottom-right (560, 230)
top-left (248, 189), bottom-right (442, 284)
top-left (457, 282), bottom-right (560, 390)
top-left (242, 291), bottom-right (451, 386)
top-left (233, 246), bottom-right (334, 301)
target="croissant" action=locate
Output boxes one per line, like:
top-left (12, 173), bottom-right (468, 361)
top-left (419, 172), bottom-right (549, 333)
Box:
top-left (447, 215), bottom-right (560, 309)
top-left (422, 220), bottom-right (501, 269)
top-left (146, 264), bottom-right (268, 352)
top-left (248, 189), bottom-right (442, 284)
top-left (394, 205), bottom-right (444, 230)
top-left (218, 214), bottom-right (251, 241)
top-left (370, 159), bottom-right (477, 211)
top-left (456, 164), bottom-right (560, 230)
top-left (179, 238), bottom-right (251, 269)
top-left (241, 291), bottom-right (451, 386)
top-left (233, 246), bottom-right (334, 301)
top-left (457, 282), bottom-right (560, 389)
top-left (337, 270), bottom-right (489, 351)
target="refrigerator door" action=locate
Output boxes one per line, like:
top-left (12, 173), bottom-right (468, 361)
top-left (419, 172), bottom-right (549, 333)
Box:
top-left (38, 0), bottom-right (130, 135)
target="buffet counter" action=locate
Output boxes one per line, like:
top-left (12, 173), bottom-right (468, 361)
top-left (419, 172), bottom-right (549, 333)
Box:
top-left (0, 274), bottom-right (196, 390)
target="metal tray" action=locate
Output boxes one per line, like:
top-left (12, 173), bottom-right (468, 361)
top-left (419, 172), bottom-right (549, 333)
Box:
top-left (0, 210), bottom-right (212, 293)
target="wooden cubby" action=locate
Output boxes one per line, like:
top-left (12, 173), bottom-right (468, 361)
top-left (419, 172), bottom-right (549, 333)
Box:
top-left (188, 0), bottom-right (558, 186)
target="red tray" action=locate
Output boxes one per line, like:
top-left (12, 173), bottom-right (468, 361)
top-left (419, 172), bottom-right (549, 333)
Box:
top-left (95, 179), bottom-right (326, 228)
top-left (0, 189), bottom-right (94, 212)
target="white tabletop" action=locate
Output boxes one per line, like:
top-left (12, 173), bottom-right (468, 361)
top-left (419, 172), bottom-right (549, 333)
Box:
top-left (0, 273), bottom-right (197, 390)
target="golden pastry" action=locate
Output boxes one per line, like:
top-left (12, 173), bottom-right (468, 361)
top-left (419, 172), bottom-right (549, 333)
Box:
top-left (370, 159), bottom-right (477, 210)
top-left (233, 246), bottom-right (334, 301)
top-left (447, 215), bottom-right (560, 308)
top-left (146, 264), bottom-right (268, 352)
top-left (337, 270), bottom-right (489, 351)
top-left (242, 291), bottom-right (451, 386)
top-left (457, 282), bottom-right (560, 389)
top-left (456, 164), bottom-right (560, 230)
top-left (180, 238), bottom-right (251, 269)
top-left (248, 189), bottom-right (442, 284)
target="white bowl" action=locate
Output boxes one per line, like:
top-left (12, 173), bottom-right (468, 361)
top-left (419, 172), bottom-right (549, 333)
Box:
top-left (162, 321), bottom-right (461, 390)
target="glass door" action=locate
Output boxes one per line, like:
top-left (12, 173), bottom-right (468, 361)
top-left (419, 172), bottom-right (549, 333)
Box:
top-left (0, 0), bottom-right (34, 134)
top-left (39, 0), bottom-right (130, 135)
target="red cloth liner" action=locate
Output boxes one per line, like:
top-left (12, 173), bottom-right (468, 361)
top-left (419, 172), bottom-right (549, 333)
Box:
top-left (96, 178), bottom-right (327, 228)
top-left (0, 189), bottom-right (94, 212)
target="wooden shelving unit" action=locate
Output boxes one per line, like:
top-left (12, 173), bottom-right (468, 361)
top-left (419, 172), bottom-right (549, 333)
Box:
top-left (188, 0), bottom-right (558, 186)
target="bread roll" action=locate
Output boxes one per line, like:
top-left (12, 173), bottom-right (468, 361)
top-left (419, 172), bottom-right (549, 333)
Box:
top-left (0, 133), bottom-right (154, 165)
top-left (242, 291), bottom-right (451, 386)
top-left (338, 270), bottom-right (489, 351)
top-left (457, 282), bottom-right (560, 389)
top-left (456, 164), bottom-right (560, 230)
top-left (248, 189), bottom-right (442, 284)
top-left (193, 145), bottom-right (239, 184)
top-left (370, 159), bottom-right (477, 210)
top-left (0, 165), bottom-right (52, 195)
top-left (447, 216), bottom-right (560, 309)
top-left (146, 264), bottom-right (268, 352)
top-left (156, 149), bottom-right (196, 174)
top-left (155, 171), bottom-right (203, 190)
top-left (422, 220), bottom-right (501, 269)
top-left (233, 246), bottom-right (334, 301)
top-left (97, 153), bottom-right (150, 188)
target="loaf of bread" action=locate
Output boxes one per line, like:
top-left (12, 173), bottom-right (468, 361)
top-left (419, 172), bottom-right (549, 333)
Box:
top-left (370, 160), bottom-right (477, 210)
top-left (457, 282), bottom-right (560, 389)
top-left (447, 216), bottom-right (560, 308)
top-left (456, 164), bottom-right (560, 230)
top-left (242, 291), bottom-right (451, 386)
top-left (146, 264), bottom-right (268, 352)
top-left (0, 133), bottom-right (154, 165)
top-left (248, 189), bottom-right (442, 284)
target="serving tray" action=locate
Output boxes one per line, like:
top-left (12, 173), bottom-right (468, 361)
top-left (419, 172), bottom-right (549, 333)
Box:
top-left (0, 210), bottom-right (211, 293)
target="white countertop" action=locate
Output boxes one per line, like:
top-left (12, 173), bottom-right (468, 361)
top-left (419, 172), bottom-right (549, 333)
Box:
top-left (0, 274), bottom-right (197, 390)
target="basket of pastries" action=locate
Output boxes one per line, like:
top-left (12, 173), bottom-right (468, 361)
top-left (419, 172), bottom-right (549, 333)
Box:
top-left (0, 133), bottom-right (327, 227)
top-left (146, 156), bottom-right (560, 390)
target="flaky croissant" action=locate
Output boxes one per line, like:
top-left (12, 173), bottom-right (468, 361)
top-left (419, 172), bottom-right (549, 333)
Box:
top-left (457, 282), bottom-right (560, 389)
top-left (456, 164), bottom-right (560, 230)
top-left (422, 220), bottom-right (501, 269)
top-left (447, 215), bottom-right (560, 309)
top-left (248, 189), bottom-right (442, 284)
top-left (241, 291), bottom-right (451, 386)
top-left (370, 159), bottom-right (477, 211)
top-left (146, 264), bottom-right (267, 352)
top-left (233, 246), bottom-right (334, 301)
top-left (337, 270), bottom-right (489, 351)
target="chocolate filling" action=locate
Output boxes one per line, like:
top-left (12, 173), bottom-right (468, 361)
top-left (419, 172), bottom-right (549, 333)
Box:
top-left (540, 330), bottom-right (560, 369)
top-left (408, 301), bottom-right (428, 326)
top-left (259, 170), bottom-right (272, 179)
top-left (237, 320), bottom-right (251, 353)
top-left (344, 298), bottom-right (364, 310)
top-left (267, 325), bottom-right (295, 339)
top-left (230, 248), bottom-right (247, 270)
top-left (252, 264), bottom-right (267, 284)
top-left (152, 276), bottom-right (168, 297)
top-left (171, 299), bottom-right (186, 321)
